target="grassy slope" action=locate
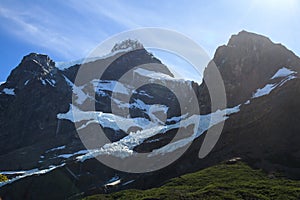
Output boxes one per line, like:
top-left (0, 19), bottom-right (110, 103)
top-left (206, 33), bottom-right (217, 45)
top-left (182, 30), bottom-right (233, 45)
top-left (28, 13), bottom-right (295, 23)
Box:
top-left (84, 162), bottom-right (300, 200)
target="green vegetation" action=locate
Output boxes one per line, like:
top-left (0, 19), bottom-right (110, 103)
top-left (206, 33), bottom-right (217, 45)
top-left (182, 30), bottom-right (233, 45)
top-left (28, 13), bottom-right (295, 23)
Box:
top-left (0, 174), bottom-right (8, 182)
top-left (84, 162), bottom-right (300, 200)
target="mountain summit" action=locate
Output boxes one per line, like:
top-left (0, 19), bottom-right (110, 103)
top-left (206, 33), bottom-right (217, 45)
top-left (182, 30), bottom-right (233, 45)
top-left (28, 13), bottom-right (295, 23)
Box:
top-left (202, 30), bottom-right (300, 107)
top-left (111, 39), bottom-right (144, 52)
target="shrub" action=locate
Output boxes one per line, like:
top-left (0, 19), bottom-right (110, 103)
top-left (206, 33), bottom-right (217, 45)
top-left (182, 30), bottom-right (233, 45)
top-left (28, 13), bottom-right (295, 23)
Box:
top-left (0, 174), bottom-right (8, 182)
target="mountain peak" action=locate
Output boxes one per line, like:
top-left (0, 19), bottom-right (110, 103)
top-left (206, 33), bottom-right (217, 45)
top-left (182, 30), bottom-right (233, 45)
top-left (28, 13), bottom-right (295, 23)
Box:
top-left (202, 30), bottom-right (300, 108)
top-left (22, 53), bottom-right (55, 68)
top-left (3, 53), bottom-right (59, 89)
top-left (227, 30), bottom-right (272, 48)
top-left (111, 39), bottom-right (144, 53)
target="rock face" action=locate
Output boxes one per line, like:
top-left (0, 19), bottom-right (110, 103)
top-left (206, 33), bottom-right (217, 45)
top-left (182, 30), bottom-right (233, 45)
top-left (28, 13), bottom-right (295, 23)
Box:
top-left (215, 77), bottom-right (300, 177)
top-left (1, 31), bottom-right (300, 200)
top-left (111, 39), bottom-right (144, 52)
top-left (0, 53), bottom-right (72, 155)
top-left (192, 31), bottom-right (300, 177)
top-left (198, 30), bottom-right (300, 112)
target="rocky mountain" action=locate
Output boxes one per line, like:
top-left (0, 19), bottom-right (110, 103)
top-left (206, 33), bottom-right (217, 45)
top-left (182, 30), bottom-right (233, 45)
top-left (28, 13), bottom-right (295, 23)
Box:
top-left (0, 53), bottom-right (72, 157)
top-left (195, 31), bottom-right (300, 178)
top-left (0, 32), bottom-right (300, 200)
top-left (0, 39), bottom-right (191, 166)
top-left (198, 30), bottom-right (300, 113)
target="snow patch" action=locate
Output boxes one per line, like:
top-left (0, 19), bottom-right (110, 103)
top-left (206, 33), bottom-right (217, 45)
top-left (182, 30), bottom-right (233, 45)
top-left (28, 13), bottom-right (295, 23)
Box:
top-left (106, 176), bottom-right (119, 184)
top-left (271, 67), bottom-right (296, 79)
top-left (252, 84), bottom-right (275, 98)
top-left (278, 74), bottom-right (297, 87)
top-left (134, 68), bottom-right (174, 80)
top-left (55, 57), bottom-right (102, 70)
top-left (166, 113), bottom-right (188, 123)
top-left (92, 80), bottom-right (130, 95)
top-left (57, 149), bottom-right (89, 159)
top-left (45, 79), bottom-right (56, 87)
top-left (57, 104), bottom-right (96, 123)
top-left (105, 175), bottom-right (121, 186)
top-left (149, 105), bottom-right (240, 156)
top-left (76, 105), bottom-right (240, 160)
top-left (253, 67), bottom-right (297, 99)
top-left (77, 125), bottom-right (165, 160)
top-left (122, 180), bottom-right (135, 186)
top-left (63, 75), bottom-right (89, 104)
top-left (45, 145), bottom-right (66, 153)
top-left (2, 88), bottom-right (15, 95)
top-left (130, 99), bottom-right (169, 124)
top-left (133, 90), bottom-right (154, 98)
top-left (57, 104), bottom-right (157, 133)
top-left (0, 164), bottom-right (65, 188)
top-left (40, 79), bottom-right (46, 85)
top-left (244, 100), bottom-right (250, 105)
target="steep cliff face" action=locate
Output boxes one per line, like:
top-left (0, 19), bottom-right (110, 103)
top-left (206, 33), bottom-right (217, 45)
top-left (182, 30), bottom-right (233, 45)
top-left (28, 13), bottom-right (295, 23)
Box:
top-left (198, 30), bottom-right (300, 112)
top-left (0, 53), bottom-right (72, 155)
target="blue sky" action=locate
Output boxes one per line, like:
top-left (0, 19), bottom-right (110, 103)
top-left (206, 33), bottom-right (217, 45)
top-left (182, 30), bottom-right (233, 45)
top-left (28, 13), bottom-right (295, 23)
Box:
top-left (0, 0), bottom-right (300, 82)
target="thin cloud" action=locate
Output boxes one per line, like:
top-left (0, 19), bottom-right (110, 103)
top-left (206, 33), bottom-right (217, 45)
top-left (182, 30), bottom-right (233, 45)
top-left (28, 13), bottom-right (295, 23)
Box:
top-left (0, 3), bottom-right (102, 60)
top-left (0, 0), bottom-right (299, 69)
